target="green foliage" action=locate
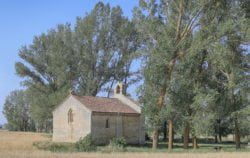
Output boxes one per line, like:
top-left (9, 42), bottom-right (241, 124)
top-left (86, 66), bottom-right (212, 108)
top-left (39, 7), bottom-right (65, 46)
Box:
top-left (234, 106), bottom-right (250, 137)
top-left (137, 0), bottom-right (249, 149)
top-left (101, 137), bottom-right (127, 153)
top-left (14, 2), bottom-right (139, 131)
top-left (3, 90), bottom-right (35, 131)
top-left (75, 134), bottom-right (96, 152)
top-left (7, 0), bottom-right (249, 150)
top-left (109, 137), bottom-right (127, 148)
top-left (189, 88), bottom-right (218, 136)
top-left (136, 0), bottom-right (209, 140)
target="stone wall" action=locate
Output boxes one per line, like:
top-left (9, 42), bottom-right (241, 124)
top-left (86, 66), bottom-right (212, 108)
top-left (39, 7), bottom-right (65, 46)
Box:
top-left (122, 115), bottom-right (140, 144)
top-left (91, 112), bottom-right (144, 145)
top-left (52, 96), bottom-right (91, 142)
top-left (52, 93), bottom-right (145, 144)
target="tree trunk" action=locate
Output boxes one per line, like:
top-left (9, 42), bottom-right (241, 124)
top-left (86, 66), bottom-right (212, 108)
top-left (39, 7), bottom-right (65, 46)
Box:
top-left (214, 134), bottom-right (218, 143)
top-left (183, 123), bottom-right (190, 149)
top-left (192, 136), bottom-right (198, 149)
top-left (152, 129), bottom-right (159, 149)
top-left (235, 119), bottom-right (241, 149)
top-left (163, 121), bottom-right (167, 141)
top-left (172, 128), bottom-right (175, 143)
top-left (168, 120), bottom-right (173, 150)
top-left (218, 119), bottom-right (222, 143)
top-left (218, 133), bottom-right (222, 143)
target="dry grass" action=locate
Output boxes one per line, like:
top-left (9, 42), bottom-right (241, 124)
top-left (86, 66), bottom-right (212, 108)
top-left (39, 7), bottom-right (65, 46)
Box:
top-left (0, 131), bottom-right (249, 158)
top-left (1, 151), bottom-right (250, 158)
top-left (0, 131), bottom-right (50, 152)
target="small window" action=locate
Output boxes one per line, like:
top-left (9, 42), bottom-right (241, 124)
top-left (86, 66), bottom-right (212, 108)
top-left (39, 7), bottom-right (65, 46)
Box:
top-left (68, 109), bottom-right (73, 123)
top-left (116, 85), bottom-right (121, 94)
top-left (105, 119), bottom-right (109, 128)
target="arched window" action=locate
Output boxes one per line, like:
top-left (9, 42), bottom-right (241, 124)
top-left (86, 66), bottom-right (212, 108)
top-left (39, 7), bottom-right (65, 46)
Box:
top-left (68, 109), bottom-right (73, 123)
top-left (116, 85), bottom-right (121, 94)
top-left (105, 119), bottom-right (109, 128)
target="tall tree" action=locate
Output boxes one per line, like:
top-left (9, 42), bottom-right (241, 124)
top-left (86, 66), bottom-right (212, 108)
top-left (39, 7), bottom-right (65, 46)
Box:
top-left (15, 2), bottom-right (139, 131)
top-left (16, 24), bottom-right (75, 131)
top-left (74, 2), bottom-right (140, 96)
top-left (134, 0), bottom-right (214, 149)
top-left (205, 0), bottom-right (249, 149)
top-left (136, 0), bottom-right (249, 149)
top-left (3, 90), bottom-right (35, 131)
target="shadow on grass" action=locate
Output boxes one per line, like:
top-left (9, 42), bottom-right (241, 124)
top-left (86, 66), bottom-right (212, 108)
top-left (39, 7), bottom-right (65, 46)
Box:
top-left (125, 139), bottom-right (250, 153)
top-left (33, 139), bottom-right (250, 153)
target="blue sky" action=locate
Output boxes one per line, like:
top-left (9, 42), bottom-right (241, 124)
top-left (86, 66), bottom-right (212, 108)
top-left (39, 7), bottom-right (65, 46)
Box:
top-left (0, 0), bottom-right (139, 124)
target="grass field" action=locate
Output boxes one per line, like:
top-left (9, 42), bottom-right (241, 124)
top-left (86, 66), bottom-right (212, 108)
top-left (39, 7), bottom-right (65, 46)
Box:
top-left (0, 131), bottom-right (249, 158)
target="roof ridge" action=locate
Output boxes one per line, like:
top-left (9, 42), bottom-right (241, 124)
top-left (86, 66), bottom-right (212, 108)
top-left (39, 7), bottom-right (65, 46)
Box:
top-left (72, 94), bottom-right (139, 114)
top-left (73, 95), bottom-right (120, 100)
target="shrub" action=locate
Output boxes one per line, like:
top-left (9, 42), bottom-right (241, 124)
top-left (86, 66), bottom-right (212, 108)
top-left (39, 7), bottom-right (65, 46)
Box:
top-left (101, 137), bottom-right (127, 153)
top-left (110, 137), bottom-right (127, 147)
top-left (75, 134), bottom-right (96, 152)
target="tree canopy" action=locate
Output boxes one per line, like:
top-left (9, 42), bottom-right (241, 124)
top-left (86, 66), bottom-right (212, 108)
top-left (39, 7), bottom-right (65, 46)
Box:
top-left (14, 2), bottom-right (140, 131)
top-left (3, 0), bottom-right (249, 150)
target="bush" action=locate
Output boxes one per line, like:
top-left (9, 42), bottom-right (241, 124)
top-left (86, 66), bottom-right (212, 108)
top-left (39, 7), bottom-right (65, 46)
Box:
top-left (101, 137), bottom-right (127, 153)
top-left (110, 137), bottom-right (127, 147)
top-left (75, 134), bottom-right (96, 152)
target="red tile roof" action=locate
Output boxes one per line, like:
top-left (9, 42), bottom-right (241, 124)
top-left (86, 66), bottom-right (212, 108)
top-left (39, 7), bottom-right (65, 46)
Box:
top-left (72, 95), bottom-right (139, 114)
